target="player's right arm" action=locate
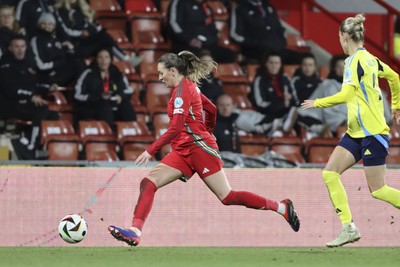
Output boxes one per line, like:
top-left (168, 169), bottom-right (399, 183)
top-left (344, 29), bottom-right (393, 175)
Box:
top-left (376, 58), bottom-right (400, 110)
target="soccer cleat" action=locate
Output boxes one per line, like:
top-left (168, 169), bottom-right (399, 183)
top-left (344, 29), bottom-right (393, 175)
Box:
top-left (280, 199), bottom-right (300, 232)
top-left (326, 224), bottom-right (361, 247)
top-left (108, 225), bottom-right (140, 246)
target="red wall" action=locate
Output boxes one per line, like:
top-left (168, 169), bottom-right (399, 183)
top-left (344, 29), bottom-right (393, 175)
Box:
top-left (271, 0), bottom-right (390, 61)
top-left (1, 167), bottom-right (400, 247)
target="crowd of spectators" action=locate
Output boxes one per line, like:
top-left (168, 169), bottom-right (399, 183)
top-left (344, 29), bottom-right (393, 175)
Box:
top-left (0, 0), bottom-right (394, 162)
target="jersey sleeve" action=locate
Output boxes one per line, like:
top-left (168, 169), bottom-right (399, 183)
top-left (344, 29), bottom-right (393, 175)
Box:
top-left (376, 58), bottom-right (400, 110)
top-left (146, 86), bottom-right (191, 156)
top-left (342, 57), bottom-right (360, 88)
top-left (314, 84), bottom-right (356, 108)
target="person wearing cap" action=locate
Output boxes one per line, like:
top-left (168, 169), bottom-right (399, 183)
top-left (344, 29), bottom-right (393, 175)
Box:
top-left (30, 11), bottom-right (85, 86)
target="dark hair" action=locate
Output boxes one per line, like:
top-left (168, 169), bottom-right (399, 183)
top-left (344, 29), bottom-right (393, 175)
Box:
top-left (257, 51), bottom-right (282, 75)
top-left (328, 54), bottom-right (347, 80)
top-left (9, 34), bottom-right (27, 44)
top-left (158, 50), bottom-right (216, 83)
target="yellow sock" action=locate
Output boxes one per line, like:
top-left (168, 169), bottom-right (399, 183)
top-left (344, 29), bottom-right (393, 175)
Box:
top-left (322, 170), bottom-right (352, 224)
top-left (372, 185), bottom-right (400, 208)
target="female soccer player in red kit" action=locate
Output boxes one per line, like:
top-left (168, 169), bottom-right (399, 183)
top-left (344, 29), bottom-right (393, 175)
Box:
top-left (108, 51), bottom-right (300, 246)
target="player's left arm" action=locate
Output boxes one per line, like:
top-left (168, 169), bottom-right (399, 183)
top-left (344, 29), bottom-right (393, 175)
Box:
top-left (200, 93), bottom-right (217, 133)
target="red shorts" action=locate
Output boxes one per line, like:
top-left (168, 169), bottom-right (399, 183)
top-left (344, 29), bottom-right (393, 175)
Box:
top-left (161, 146), bottom-right (224, 179)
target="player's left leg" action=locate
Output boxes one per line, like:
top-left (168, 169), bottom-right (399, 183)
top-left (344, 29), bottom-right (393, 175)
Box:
top-left (363, 135), bottom-right (400, 209)
top-left (202, 169), bottom-right (300, 232)
top-left (366, 165), bottom-right (400, 208)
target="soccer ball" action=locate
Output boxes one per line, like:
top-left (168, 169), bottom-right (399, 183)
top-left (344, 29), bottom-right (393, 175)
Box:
top-left (58, 214), bottom-right (88, 244)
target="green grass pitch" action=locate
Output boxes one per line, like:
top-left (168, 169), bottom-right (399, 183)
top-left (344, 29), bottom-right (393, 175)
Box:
top-left (1, 247), bottom-right (400, 267)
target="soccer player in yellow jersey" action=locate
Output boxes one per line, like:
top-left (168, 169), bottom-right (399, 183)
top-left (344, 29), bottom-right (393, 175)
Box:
top-left (302, 14), bottom-right (400, 247)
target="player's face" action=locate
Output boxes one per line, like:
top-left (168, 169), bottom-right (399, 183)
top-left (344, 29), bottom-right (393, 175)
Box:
top-left (96, 50), bottom-right (111, 71)
top-left (9, 39), bottom-right (27, 60)
top-left (158, 62), bottom-right (177, 88)
top-left (265, 56), bottom-right (281, 75)
top-left (339, 31), bottom-right (349, 55)
top-left (301, 57), bottom-right (316, 77)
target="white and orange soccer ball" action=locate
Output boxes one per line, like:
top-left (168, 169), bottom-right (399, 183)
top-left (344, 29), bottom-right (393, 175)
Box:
top-left (58, 214), bottom-right (88, 244)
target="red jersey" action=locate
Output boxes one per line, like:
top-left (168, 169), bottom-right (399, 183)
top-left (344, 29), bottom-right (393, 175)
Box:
top-left (147, 78), bottom-right (219, 157)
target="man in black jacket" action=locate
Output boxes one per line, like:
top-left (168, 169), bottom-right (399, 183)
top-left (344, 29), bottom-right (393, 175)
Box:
top-left (0, 35), bottom-right (58, 159)
top-left (230, 0), bottom-right (305, 64)
top-left (167, 0), bottom-right (235, 63)
top-left (213, 94), bottom-right (241, 153)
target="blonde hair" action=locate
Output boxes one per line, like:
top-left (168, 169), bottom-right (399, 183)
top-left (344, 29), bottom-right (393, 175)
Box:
top-left (0, 5), bottom-right (20, 32)
top-left (55, 0), bottom-right (94, 23)
top-left (340, 13), bottom-right (365, 42)
top-left (158, 51), bottom-right (217, 83)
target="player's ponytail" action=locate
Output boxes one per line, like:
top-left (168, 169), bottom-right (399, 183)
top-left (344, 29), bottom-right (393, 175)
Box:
top-left (158, 51), bottom-right (216, 84)
top-left (340, 13), bottom-right (365, 43)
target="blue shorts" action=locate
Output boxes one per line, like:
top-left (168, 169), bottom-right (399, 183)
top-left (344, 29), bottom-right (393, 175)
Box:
top-left (338, 133), bottom-right (389, 166)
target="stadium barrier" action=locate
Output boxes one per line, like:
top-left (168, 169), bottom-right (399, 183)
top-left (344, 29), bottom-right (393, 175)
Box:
top-left (0, 167), bottom-right (399, 247)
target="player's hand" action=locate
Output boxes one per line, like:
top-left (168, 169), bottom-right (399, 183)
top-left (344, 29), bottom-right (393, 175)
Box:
top-left (135, 150), bottom-right (152, 166)
top-left (392, 109), bottom-right (400, 125)
top-left (301, 99), bottom-right (315, 110)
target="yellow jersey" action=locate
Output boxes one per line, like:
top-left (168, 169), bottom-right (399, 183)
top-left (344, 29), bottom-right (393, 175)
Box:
top-left (315, 48), bottom-right (400, 145)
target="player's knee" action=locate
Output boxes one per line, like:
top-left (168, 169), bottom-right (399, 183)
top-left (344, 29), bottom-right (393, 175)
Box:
top-left (322, 170), bottom-right (340, 183)
top-left (140, 177), bottom-right (157, 192)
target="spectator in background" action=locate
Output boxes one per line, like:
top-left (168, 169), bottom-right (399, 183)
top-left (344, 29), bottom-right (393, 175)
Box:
top-left (248, 52), bottom-right (297, 136)
top-left (0, 5), bottom-right (24, 59)
top-left (0, 35), bottom-right (58, 159)
top-left (230, 0), bottom-right (305, 64)
top-left (291, 53), bottom-right (321, 105)
top-left (0, 0), bottom-right (19, 7)
top-left (197, 50), bottom-right (224, 104)
top-left (214, 94), bottom-right (241, 153)
top-left (31, 12), bottom-right (85, 86)
top-left (296, 55), bottom-right (348, 138)
top-left (15, 0), bottom-right (55, 39)
top-left (167, 0), bottom-right (236, 63)
top-left (54, 0), bottom-right (142, 66)
top-left (74, 48), bottom-right (137, 129)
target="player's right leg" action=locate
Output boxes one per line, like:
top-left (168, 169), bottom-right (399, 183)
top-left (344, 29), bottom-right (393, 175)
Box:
top-left (323, 142), bottom-right (360, 247)
top-left (108, 162), bottom-right (183, 246)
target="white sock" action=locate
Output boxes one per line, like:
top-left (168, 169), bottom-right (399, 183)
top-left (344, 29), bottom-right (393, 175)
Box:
top-left (277, 202), bottom-right (286, 215)
top-left (129, 227), bottom-right (142, 237)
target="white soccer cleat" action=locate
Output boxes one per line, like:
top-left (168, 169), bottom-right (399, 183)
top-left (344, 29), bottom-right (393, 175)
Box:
top-left (326, 223), bottom-right (361, 247)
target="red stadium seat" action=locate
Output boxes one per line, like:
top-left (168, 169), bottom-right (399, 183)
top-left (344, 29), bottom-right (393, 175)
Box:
top-left (90, 0), bottom-right (127, 30)
top-left (245, 64), bottom-right (260, 84)
top-left (305, 138), bottom-right (339, 163)
top-left (125, 0), bottom-right (158, 14)
top-left (107, 29), bottom-right (134, 50)
top-left (145, 81), bottom-right (171, 115)
top-left (46, 91), bottom-right (74, 123)
top-left (208, 1), bottom-right (229, 21)
top-left (286, 34), bottom-right (311, 52)
top-left (283, 64), bottom-right (300, 79)
top-left (217, 63), bottom-right (248, 83)
top-left (152, 113), bottom-right (171, 159)
top-left (115, 121), bottom-right (154, 160)
top-left (113, 60), bottom-right (141, 81)
top-left (215, 20), bottom-right (240, 53)
top-left (239, 135), bottom-right (269, 156)
top-left (79, 120), bottom-right (119, 161)
top-left (269, 137), bottom-right (305, 164)
top-left (41, 120), bottom-right (80, 160)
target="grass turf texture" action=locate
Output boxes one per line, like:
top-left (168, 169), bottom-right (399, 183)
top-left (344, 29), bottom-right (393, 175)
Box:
top-left (1, 247), bottom-right (399, 267)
